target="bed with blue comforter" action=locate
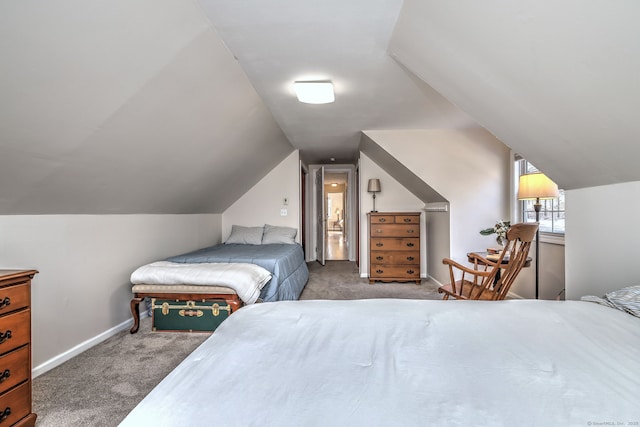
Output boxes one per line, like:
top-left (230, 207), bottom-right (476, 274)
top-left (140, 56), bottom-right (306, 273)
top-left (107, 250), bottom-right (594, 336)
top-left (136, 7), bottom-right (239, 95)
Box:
top-left (165, 243), bottom-right (309, 302)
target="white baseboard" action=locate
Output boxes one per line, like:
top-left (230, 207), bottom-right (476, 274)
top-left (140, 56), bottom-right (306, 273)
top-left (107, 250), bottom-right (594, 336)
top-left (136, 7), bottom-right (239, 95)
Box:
top-left (32, 311), bottom-right (149, 379)
top-left (427, 275), bottom-right (444, 287)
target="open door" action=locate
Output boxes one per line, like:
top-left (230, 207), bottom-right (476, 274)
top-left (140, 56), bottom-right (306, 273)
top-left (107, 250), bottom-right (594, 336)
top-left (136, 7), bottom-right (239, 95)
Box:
top-left (315, 166), bottom-right (325, 265)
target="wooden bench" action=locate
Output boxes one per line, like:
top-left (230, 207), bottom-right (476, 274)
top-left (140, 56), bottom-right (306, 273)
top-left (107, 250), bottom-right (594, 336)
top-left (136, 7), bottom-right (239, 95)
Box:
top-left (130, 284), bottom-right (243, 333)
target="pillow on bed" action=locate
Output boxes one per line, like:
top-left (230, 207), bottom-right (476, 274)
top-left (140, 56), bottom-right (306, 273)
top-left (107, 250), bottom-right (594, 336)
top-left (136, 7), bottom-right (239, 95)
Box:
top-left (262, 224), bottom-right (297, 244)
top-left (581, 285), bottom-right (640, 318)
top-left (225, 225), bottom-right (264, 245)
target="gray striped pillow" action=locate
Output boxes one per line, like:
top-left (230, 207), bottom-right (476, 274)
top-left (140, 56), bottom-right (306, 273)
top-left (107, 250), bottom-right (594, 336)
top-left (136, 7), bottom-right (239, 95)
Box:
top-left (581, 285), bottom-right (640, 318)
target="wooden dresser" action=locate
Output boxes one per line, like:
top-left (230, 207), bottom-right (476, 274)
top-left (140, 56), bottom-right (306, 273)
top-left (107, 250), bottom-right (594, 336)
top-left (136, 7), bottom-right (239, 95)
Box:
top-left (368, 212), bottom-right (421, 284)
top-left (0, 270), bottom-right (37, 427)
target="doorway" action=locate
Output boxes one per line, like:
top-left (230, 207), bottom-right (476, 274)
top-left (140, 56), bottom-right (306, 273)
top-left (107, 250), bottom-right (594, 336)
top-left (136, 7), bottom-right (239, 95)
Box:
top-left (324, 172), bottom-right (349, 260)
top-left (307, 164), bottom-right (356, 264)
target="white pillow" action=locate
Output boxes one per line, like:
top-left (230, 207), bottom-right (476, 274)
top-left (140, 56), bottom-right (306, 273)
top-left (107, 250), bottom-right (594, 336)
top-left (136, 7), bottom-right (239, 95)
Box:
top-left (262, 224), bottom-right (297, 245)
top-left (225, 225), bottom-right (264, 245)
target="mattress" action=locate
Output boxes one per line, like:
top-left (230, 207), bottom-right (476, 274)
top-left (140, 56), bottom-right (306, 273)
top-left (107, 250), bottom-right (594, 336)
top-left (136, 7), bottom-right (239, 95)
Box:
top-left (165, 243), bottom-right (309, 302)
top-left (120, 299), bottom-right (640, 426)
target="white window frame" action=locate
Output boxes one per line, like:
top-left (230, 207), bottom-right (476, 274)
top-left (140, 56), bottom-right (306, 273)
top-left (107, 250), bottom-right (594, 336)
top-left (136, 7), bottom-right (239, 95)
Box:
top-left (514, 156), bottom-right (565, 245)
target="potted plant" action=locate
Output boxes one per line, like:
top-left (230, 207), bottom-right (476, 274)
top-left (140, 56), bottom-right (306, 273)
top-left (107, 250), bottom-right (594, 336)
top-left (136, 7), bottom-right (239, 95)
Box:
top-left (480, 220), bottom-right (511, 247)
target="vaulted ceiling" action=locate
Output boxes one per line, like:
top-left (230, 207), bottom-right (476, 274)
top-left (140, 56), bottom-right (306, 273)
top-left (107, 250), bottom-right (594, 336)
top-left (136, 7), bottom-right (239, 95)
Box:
top-left (389, 1), bottom-right (640, 190)
top-left (1, 0), bottom-right (638, 214)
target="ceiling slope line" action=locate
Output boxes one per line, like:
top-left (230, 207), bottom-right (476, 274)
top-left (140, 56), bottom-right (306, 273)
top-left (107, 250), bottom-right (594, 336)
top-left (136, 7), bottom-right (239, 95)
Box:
top-left (359, 132), bottom-right (447, 204)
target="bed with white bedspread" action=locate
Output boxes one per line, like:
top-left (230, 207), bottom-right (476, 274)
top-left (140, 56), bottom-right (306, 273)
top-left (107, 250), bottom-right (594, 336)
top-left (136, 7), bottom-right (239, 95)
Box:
top-left (119, 299), bottom-right (640, 426)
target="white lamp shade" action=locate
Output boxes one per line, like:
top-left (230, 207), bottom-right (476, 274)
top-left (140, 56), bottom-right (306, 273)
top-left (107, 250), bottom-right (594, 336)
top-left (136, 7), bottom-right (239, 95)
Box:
top-left (367, 179), bottom-right (381, 193)
top-left (518, 173), bottom-right (559, 200)
top-left (294, 81), bottom-right (335, 104)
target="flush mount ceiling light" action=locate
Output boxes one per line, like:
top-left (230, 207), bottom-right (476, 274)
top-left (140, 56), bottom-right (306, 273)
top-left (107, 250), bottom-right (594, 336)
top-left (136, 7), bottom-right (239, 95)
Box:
top-left (293, 81), bottom-right (334, 104)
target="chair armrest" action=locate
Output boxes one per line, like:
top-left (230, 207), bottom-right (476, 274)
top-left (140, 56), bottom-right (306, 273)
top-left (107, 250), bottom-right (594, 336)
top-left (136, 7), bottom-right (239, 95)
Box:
top-left (442, 258), bottom-right (492, 278)
top-left (467, 252), bottom-right (499, 267)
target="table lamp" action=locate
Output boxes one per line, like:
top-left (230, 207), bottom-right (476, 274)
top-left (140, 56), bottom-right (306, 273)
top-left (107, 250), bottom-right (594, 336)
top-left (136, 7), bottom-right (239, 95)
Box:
top-left (367, 179), bottom-right (381, 212)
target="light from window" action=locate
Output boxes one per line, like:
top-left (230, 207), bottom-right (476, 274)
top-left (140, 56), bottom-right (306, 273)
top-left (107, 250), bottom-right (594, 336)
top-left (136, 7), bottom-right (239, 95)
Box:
top-left (517, 159), bottom-right (565, 234)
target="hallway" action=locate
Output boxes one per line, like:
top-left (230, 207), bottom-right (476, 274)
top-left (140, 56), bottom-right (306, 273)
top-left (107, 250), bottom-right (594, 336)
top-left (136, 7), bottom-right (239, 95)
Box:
top-left (326, 230), bottom-right (348, 260)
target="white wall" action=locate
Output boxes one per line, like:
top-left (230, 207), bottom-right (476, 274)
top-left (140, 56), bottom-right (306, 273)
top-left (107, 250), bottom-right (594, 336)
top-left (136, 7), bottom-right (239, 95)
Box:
top-left (565, 181), bottom-right (640, 299)
top-left (222, 151), bottom-right (301, 241)
top-left (363, 129), bottom-right (511, 284)
top-left (423, 209), bottom-right (450, 284)
top-left (359, 153), bottom-right (425, 277)
top-left (0, 214), bottom-right (220, 374)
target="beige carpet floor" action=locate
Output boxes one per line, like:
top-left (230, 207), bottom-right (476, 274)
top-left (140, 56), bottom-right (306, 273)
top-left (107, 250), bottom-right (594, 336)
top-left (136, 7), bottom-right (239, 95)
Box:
top-left (301, 260), bottom-right (442, 300)
top-left (32, 261), bottom-right (443, 426)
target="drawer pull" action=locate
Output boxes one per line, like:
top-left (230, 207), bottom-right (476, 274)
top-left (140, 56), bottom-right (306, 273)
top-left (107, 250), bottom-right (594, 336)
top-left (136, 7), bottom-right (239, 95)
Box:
top-left (0, 370), bottom-right (9, 383)
top-left (407, 270), bottom-right (415, 274)
top-left (0, 331), bottom-right (11, 344)
top-left (407, 229), bottom-right (414, 233)
top-left (376, 229), bottom-right (383, 233)
top-left (376, 269), bottom-right (384, 274)
top-left (406, 242), bottom-right (414, 247)
top-left (378, 218), bottom-right (387, 223)
top-left (0, 407), bottom-right (10, 423)
top-left (376, 256), bottom-right (384, 261)
top-left (403, 218), bottom-right (412, 222)
top-left (407, 256), bottom-right (414, 261)
top-left (0, 298), bottom-right (9, 309)
top-left (376, 243), bottom-right (383, 247)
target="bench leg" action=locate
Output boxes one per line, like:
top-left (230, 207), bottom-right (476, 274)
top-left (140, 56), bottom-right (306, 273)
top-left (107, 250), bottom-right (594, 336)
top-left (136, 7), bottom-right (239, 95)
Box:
top-left (130, 296), bottom-right (143, 334)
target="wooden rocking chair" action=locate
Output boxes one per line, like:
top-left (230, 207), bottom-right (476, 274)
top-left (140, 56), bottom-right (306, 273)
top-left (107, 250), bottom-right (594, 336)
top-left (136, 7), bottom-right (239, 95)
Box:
top-left (438, 223), bottom-right (538, 300)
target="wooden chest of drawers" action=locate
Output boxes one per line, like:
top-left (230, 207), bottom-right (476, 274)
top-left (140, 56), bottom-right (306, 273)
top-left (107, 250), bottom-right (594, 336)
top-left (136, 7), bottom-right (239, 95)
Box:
top-left (0, 270), bottom-right (37, 427)
top-left (368, 212), bottom-right (421, 284)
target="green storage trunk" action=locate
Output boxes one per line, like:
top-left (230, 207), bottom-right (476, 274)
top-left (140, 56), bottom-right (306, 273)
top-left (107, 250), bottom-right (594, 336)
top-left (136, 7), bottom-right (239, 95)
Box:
top-left (152, 298), bottom-right (232, 332)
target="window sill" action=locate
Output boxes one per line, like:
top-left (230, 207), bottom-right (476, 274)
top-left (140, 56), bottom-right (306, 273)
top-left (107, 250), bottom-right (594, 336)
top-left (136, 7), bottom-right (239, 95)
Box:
top-left (539, 232), bottom-right (564, 246)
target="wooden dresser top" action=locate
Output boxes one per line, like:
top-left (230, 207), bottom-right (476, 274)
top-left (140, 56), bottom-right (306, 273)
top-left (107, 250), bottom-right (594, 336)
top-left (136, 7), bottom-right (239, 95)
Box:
top-left (0, 270), bottom-right (38, 280)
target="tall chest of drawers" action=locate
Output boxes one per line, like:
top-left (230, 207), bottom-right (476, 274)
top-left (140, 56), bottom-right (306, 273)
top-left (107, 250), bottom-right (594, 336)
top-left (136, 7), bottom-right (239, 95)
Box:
top-left (0, 270), bottom-right (37, 427)
top-left (368, 212), bottom-right (421, 284)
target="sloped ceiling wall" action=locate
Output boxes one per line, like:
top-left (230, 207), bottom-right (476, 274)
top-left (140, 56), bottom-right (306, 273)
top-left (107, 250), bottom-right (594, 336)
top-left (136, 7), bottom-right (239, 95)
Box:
top-left (0, 0), bottom-right (293, 214)
top-left (389, 0), bottom-right (640, 190)
top-left (359, 133), bottom-right (446, 204)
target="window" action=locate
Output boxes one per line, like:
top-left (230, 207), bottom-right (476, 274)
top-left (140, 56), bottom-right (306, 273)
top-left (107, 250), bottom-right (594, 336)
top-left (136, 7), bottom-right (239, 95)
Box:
top-left (516, 158), bottom-right (565, 234)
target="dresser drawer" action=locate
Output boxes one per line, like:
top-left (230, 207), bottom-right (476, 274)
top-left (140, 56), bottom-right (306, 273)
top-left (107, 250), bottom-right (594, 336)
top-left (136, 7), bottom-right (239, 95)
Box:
top-left (0, 284), bottom-right (30, 317)
top-left (394, 215), bottom-right (419, 224)
top-left (370, 238), bottom-right (419, 251)
top-left (0, 346), bottom-right (29, 395)
top-left (369, 215), bottom-right (395, 224)
top-left (370, 265), bottom-right (420, 279)
top-left (0, 381), bottom-right (31, 425)
top-left (370, 251), bottom-right (420, 265)
top-left (0, 310), bottom-right (30, 355)
top-left (370, 224), bottom-right (419, 237)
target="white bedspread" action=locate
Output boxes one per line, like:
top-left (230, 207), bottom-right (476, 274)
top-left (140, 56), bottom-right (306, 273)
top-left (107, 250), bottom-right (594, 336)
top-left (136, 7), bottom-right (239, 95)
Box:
top-left (119, 299), bottom-right (640, 427)
top-left (130, 261), bottom-right (271, 304)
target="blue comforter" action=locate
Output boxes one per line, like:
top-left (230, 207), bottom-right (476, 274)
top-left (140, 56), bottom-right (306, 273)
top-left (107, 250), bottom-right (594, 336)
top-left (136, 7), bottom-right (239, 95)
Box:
top-left (166, 243), bottom-right (309, 302)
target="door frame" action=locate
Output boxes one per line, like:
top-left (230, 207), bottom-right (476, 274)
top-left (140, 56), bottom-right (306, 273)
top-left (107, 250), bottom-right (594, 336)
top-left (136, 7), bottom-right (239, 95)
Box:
top-left (305, 164), bottom-right (357, 263)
